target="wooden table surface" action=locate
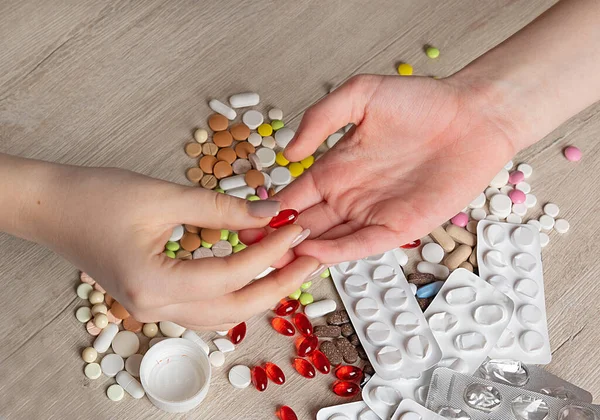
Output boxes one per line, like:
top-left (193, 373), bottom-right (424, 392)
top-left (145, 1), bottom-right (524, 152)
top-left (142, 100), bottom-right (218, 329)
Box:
top-left (2, 0), bottom-right (600, 418)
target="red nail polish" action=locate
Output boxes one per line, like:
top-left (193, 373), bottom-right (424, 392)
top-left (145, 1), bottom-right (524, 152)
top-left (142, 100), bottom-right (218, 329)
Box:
top-left (269, 209), bottom-right (299, 229)
top-left (401, 239), bottom-right (421, 249)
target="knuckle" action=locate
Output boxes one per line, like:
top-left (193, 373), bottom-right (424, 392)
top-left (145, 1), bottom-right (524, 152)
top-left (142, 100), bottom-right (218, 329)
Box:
top-left (213, 191), bottom-right (234, 217)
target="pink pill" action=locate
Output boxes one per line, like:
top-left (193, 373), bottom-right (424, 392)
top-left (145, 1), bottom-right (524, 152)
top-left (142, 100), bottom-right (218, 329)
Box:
top-left (508, 189), bottom-right (526, 204)
top-left (450, 212), bottom-right (469, 227)
top-left (508, 170), bottom-right (525, 184)
top-left (257, 186), bottom-right (269, 200)
top-left (564, 146), bottom-right (582, 162)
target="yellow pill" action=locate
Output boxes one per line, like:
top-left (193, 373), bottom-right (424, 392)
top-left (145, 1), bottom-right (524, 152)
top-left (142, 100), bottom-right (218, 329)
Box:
top-left (289, 162), bottom-right (304, 178)
top-left (275, 152), bottom-right (289, 166)
top-left (300, 156), bottom-right (314, 169)
top-left (257, 123), bottom-right (273, 137)
top-left (397, 63), bottom-right (413, 76)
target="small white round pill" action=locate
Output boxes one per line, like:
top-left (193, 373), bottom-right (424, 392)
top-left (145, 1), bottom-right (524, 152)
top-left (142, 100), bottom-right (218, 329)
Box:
top-left (76, 307), bottom-right (92, 323)
top-left (274, 127), bottom-right (295, 148)
top-left (101, 353), bottom-right (124, 378)
top-left (261, 136), bottom-right (276, 149)
top-left (91, 304), bottom-right (107, 316)
top-left (77, 283), bottom-right (94, 299)
top-left (485, 187), bottom-right (500, 199)
top-left (228, 365), bottom-right (251, 389)
top-left (515, 182), bottom-right (531, 193)
top-left (255, 148), bottom-right (276, 167)
top-left (490, 194), bottom-right (512, 213)
top-left (194, 128), bottom-right (208, 144)
top-left (470, 208), bottom-right (487, 221)
top-left (209, 351), bottom-right (225, 367)
top-left (512, 203), bottom-right (528, 217)
top-left (504, 160), bottom-right (514, 170)
top-left (84, 362), bottom-right (102, 380)
top-left (169, 225), bottom-right (184, 242)
top-left (469, 193), bottom-right (486, 209)
top-left (247, 133), bottom-right (262, 147)
top-left (268, 108), bottom-right (283, 121)
top-left (142, 323), bottom-right (158, 338)
top-left (518, 163), bottom-right (533, 178)
top-left (159, 321), bottom-right (186, 338)
top-left (543, 203), bottom-right (560, 217)
top-left (270, 167), bottom-right (292, 186)
top-left (82, 347), bottom-right (98, 363)
top-left (125, 354), bottom-right (143, 377)
top-left (500, 185), bottom-right (514, 195)
top-left (539, 232), bottom-right (550, 247)
top-left (506, 213), bottom-right (522, 224)
top-left (421, 243), bottom-right (444, 264)
top-left (554, 219), bottom-right (570, 234)
top-left (527, 219), bottom-right (542, 231)
top-left (489, 168), bottom-right (509, 188)
top-left (539, 215), bottom-right (555, 231)
top-left (242, 110), bottom-right (264, 129)
top-left (525, 194), bottom-right (537, 208)
top-left (94, 313), bottom-right (109, 329)
top-left (326, 132), bottom-right (343, 149)
top-left (107, 384), bottom-right (125, 402)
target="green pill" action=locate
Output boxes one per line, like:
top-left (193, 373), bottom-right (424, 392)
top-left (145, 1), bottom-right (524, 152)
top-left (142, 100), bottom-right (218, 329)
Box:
top-left (289, 289), bottom-right (302, 300)
top-left (426, 46), bottom-right (440, 59)
top-left (299, 293), bottom-right (314, 306)
top-left (301, 281), bottom-right (312, 291)
top-left (247, 195), bottom-right (260, 201)
top-left (220, 229), bottom-right (229, 240)
top-left (320, 268), bottom-right (330, 278)
top-left (215, 188), bottom-right (225, 193)
top-left (165, 241), bottom-right (180, 252)
top-left (271, 120), bottom-right (284, 131)
top-left (201, 241), bottom-right (213, 248)
top-left (164, 250), bottom-right (176, 259)
top-left (228, 232), bottom-right (239, 246)
top-left (233, 243), bottom-right (247, 253)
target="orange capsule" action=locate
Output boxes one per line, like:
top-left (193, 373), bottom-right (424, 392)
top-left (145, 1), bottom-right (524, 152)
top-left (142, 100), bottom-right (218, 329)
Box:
top-left (273, 298), bottom-right (300, 316)
top-left (228, 322), bottom-right (247, 344)
top-left (295, 335), bottom-right (318, 357)
top-left (292, 358), bottom-right (315, 379)
top-left (334, 365), bottom-right (363, 382)
top-left (265, 362), bottom-right (286, 385)
top-left (309, 350), bottom-right (331, 374)
top-left (332, 380), bottom-right (360, 397)
top-left (292, 313), bottom-right (313, 337)
top-left (271, 317), bottom-right (295, 336)
top-left (251, 366), bottom-right (268, 392)
top-left (277, 406), bottom-right (298, 420)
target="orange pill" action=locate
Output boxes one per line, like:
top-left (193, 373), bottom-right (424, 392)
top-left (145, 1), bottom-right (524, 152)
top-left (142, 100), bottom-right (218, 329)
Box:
top-left (235, 142), bottom-right (256, 159)
top-left (185, 142), bottom-right (202, 158)
top-left (245, 169), bottom-right (265, 188)
top-left (230, 123), bottom-right (250, 141)
top-left (176, 250), bottom-right (193, 260)
top-left (213, 131), bottom-right (233, 148)
top-left (181, 232), bottom-right (201, 251)
top-left (185, 224), bottom-right (199, 233)
top-left (199, 156), bottom-right (218, 174)
top-left (217, 147), bottom-right (237, 164)
top-left (106, 310), bottom-right (122, 325)
top-left (105, 293), bottom-right (114, 307)
top-left (186, 167), bottom-right (204, 183)
top-left (213, 161), bottom-right (233, 179)
top-left (111, 301), bottom-right (130, 320)
top-left (86, 320), bottom-right (102, 336)
top-left (202, 143), bottom-right (219, 156)
top-left (201, 228), bottom-right (222, 244)
top-left (201, 174), bottom-right (218, 189)
top-left (124, 317), bottom-right (143, 333)
top-left (208, 114), bottom-right (229, 131)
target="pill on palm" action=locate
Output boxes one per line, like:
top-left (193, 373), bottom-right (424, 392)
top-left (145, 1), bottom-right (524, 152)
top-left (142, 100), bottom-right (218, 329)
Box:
top-left (421, 242), bottom-right (444, 264)
top-left (257, 186), bottom-right (268, 199)
top-left (564, 146), bottom-right (582, 161)
top-left (509, 189), bottom-right (526, 204)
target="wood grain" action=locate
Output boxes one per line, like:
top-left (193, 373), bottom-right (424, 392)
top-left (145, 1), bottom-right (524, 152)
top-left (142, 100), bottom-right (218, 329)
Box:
top-left (1, 0), bottom-right (599, 418)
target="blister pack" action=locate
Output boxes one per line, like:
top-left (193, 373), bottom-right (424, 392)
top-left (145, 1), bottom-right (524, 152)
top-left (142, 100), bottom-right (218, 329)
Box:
top-left (476, 359), bottom-right (593, 403)
top-left (476, 220), bottom-right (551, 363)
top-left (426, 367), bottom-right (599, 420)
top-left (316, 401), bottom-right (380, 420)
top-left (331, 252), bottom-right (442, 380)
top-left (391, 399), bottom-right (446, 420)
top-left (362, 372), bottom-right (425, 420)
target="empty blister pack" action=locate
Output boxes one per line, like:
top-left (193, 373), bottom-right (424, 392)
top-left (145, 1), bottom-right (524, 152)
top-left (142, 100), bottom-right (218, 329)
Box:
top-left (391, 399), bottom-right (446, 420)
top-left (331, 252), bottom-right (442, 380)
top-left (362, 373), bottom-right (426, 420)
top-left (476, 220), bottom-right (551, 364)
top-left (426, 367), bottom-right (600, 420)
top-left (423, 268), bottom-right (514, 375)
top-left (316, 401), bottom-right (380, 420)
top-left (476, 359), bottom-right (593, 403)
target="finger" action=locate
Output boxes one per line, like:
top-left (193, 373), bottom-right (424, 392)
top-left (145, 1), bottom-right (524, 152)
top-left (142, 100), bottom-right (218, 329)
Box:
top-left (283, 74), bottom-right (382, 162)
top-left (293, 201), bottom-right (344, 238)
top-left (238, 228), bottom-right (295, 268)
top-left (274, 169), bottom-right (323, 214)
top-left (317, 223), bottom-right (357, 240)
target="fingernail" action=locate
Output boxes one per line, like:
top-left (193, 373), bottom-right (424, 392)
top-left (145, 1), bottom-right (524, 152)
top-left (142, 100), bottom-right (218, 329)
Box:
top-left (290, 229), bottom-right (311, 248)
top-left (306, 264), bottom-right (327, 281)
top-left (247, 200), bottom-right (280, 218)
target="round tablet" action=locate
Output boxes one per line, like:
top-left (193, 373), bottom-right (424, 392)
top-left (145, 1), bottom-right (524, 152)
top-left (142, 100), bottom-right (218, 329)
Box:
top-left (123, 317), bottom-right (143, 333)
top-left (202, 142), bottom-right (219, 156)
top-left (242, 110), bottom-right (264, 130)
top-left (525, 194), bottom-right (537, 208)
top-left (142, 323), bottom-right (158, 338)
top-left (212, 240), bottom-right (233, 257)
top-left (107, 384), bottom-right (125, 401)
top-left (470, 208), bottom-right (487, 221)
top-left (180, 232), bottom-right (201, 251)
top-left (125, 354), bottom-right (143, 377)
top-left (208, 114), bottom-right (229, 131)
top-left (201, 228), bottom-right (221, 244)
top-left (194, 128), bottom-right (208, 143)
top-left (209, 351), bottom-right (225, 367)
top-left (213, 161), bottom-right (233, 179)
top-left (469, 193), bottom-right (486, 209)
top-left (110, 302), bottom-right (130, 320)
top-left (554, 219), bottom-right (570, 233)
top-left (247, 132), bottom-right (262, 147)
top-left (268, 108), bottom-right (283, 120)
top-left (261, 136), bottom-right (276, 149)
top-left (76, 307), bottom-right (92, 323)
top-left (543, 203), bottom-right (560, 217)
top-left (213, 131), bottom-right (233, 148)
top-left (91, 304), bottom-right (108, 316)
top-left (326, 132), bottom-right (343, 148)
top-left (485, 187), bottom-right (500, 199)
top-left (490, 194), bottom-right (512, 213)
top-left (539, 232), bottom-right (550, 247)
top-left (101, 353), bottom-right (124, 377)
top-left (245, 169), bottom-right (264, 188)
top-left (489, 168), bottom-right (509, 188)
top-left (184, 143), bottom-right (202, 158)
top-left (421, 243), bottom-right (444, 264)
top-left (539, 215), bottom-right (555, 231)
top-left (517, 163), bottom-right (533, 178)
top-left (516, 182), bottom-right (531, 193)
top-left (270, 167), bottom-right (292, 186)
top-left (235, 142), bottom-right (256, 159)
top-left (82, 347), bottom-right (98, 363)
top-left (186, 167), bottom-right (204, 183)
top-left (228, 365), bottom-right (251, 389)
top-left (94, 313), bottom-right (108, 329)
top-left (512, 203), bottom-right (528, 217)
top-left (77, 283), bottom-right (94, 299)
top-left (274, 127), bottom-right (295, 148)
top-left (86, 320), bottom-right (102, 336)
top-left (201, 174), bottom-right (218, 189)
top-left (232, 158), bottom-right (252, 174)
top-left (216, 147), bottom-right (237, 164)
top-left (169, 225), bottom-right (185, 242)
top-left (230, 123), bottom-right (250, 141)
top-left (84, 362), bottom-right (102, 379)
top-left (256, 148), bottom-right (276, 167)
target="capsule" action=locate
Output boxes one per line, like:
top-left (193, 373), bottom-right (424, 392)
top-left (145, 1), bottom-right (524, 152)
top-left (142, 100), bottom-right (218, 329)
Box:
top-left (251, 366), bottom-right (268, 392)
top-left (277, 406), bottom-right (298, 420)
top-left (269, 209), bottom-right (299, 229)
top-left (265, 362), bottom-right (286, 385)
top-left (334, 365), bottom-right (363, 382)
top-left (309, 350), bottom-right (331, 374)
top-left (229, 92), bottom-right (260, 108)
top-left (273, 298), bottom-right (300, 316)
top-left (271, 317), bottom-right (295, 336)
top-left (292, 313), bottom-right (313, 337)
top-left (295, 335), bottom-right (318, 357)
top-left (228, 322), bottom-right (247, 345)
top-left (332, 380), bottom-right (360, 397)
top-left (292, 357), bottom-right (315, 378)
top-left (401, 239), bottom-right (421, 249)
top-left (93, 323), bottom-right (119, 353)
top-left (116, 371), bottom-right (145, 399)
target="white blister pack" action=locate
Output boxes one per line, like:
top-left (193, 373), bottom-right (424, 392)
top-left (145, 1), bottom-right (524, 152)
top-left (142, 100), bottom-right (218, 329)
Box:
top-left (331, 252), bottom-right (442, 380)
top-left (316, 401), bottom-right (380, 420)
top-left (423, 268), bottom-right (514, 375)
top-left (476, 220), bottom-right (551, 363)
top-left (391, 399), bottom-right (446, 420)
top-left (362, 372), bottom-right (426, 420)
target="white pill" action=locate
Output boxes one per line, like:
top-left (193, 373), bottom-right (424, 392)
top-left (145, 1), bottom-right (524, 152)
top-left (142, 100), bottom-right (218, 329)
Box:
top-left (209, 351), bottom-right (225, 367)
top-left (554, 219), bottom-right (570, 233)
top-left (227, 186), bottom-right (255, 199)
top-left (421, 243), bottom-right (444, 264)
top-left (268, 108), bottom-right (283, 121)
top-left (169, 225), bottom-right (184, 242)
top-left (219, 175), bottom-right (247, 191)
top-left (84, 362), bottom-right (102, 380)
top-left (159, 321), bottom-right (186, 338)
top-left (248, 132), bottom-right (262, 147)
top-left (93, 323), bottom-right (119, 353)
top-left (485, 187), bottom-right (500, 199)
top-left (76, 307), bottom-right (92, 323)
top-left (326, 132), bottom-right (343, 148)
top-left (209, 99), bottom-right (236, 120)
top-left (525, 194), bottom-right (537, 208)
top-left (539, 232), bottom-right (550, 247)
top-left (149, 337), bottom-right (168, 347)
top-left (77, 283), bottom-right (94, 299)
top-left (107, 384), bottom-right (125, 402)
top-left (274, 127), bottom-right (295, 148)
top-left (489, 168), bottom-right (509, 188)
top-left (470, 208), bottom-right (487, 221)
top-left (543, 203), bottom-right (560, 217)
top-left (229, 92), bottom-right (260, 108)
top-left (194, 128), bottom-right (208, 144)
top-left (392, 248), bottom-right (408, 266)
top-left (242, 110), bottom-right (264, 129)
top-left (490, 194), bottom-right (512, 213)
top-left (417, 261), bottom-right (449, 280)
top-left (270, 167), bottom-right (292, 186)
top-left (516, 182), bottom-right (531, 193)
top-left (229, 365), bottom-right (252, 389)
top-left (512, 203), bottom-right (528, 217)
top-left (518, 163), bottom-right (533, 178)
top-left (504, 160), bottom-right (514, 170)
top-left (116, 370), bottom-right (145, 399)
top-left (261, 135), bottom-right (276, 149)
top-left (500, 185), bottom-right (514, 195)
top-left (101, 353), bottom-right (124, 378)
top-left (469, 193), bottom-right (486, 209)
top-left (304, 299), bottom-right (337, 318)
top-left (262, 172), bottom-right (272, 189)
top-left (256, 148), bottom-right (276, 167)
top-left (527, 219), bottom-right (542, 231)
top-left (506, 213), bottom-right (522, 224)
top-left (539, 215), bottom-right (555, 231)
top-left (125, 354), bottom-right (143, 377)
top-left (213, 338), bottom-right (235, 353)
top-left (111, 331), bottom-right (140, 358)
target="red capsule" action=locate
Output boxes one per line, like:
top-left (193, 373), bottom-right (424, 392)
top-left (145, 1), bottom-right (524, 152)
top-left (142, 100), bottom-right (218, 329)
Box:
top-left (273, 298), bottom-right (300, 316)
top-left (227, 322), bottom-right (247, 345)
top-left (292, 357), bottom-right (316, 378)
top-left (277, 406), bottom-right (298, 420)
top-left (292, 313), bottom-right (313, 337)
top-left (401, 239), bottom-right (421, 249)
top-left (271, 317), bottom-right (295, 336)
top-left (269, 209), bottom-right (299, 229)
top-left (265, 362), bottom-right (286, 385)
top-left (309, 349), bottom-right (331, 374)
top-left (251, 366), bottom-right (268, 391)
top-left (332, 380), bottom-right (360, 397)
top-left (295, 335), bottom-right (318, 357)
top-left (334, 365), bottom-right (363, 382)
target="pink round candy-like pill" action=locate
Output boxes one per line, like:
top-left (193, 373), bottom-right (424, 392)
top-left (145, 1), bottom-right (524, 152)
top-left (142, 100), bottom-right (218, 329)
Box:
top-left (508, 170), bottom-right (525, 184)
top-left (257, 186), bottom-right (268, 200)
top-left (508, 189), bottom-right (526, 204)
top-left (564, 146), bottom-right (582, 162)
top-left (450, 212), bottom-right (469, 227)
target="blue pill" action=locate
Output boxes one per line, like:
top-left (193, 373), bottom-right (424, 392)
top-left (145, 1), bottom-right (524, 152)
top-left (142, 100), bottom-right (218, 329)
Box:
top-left (416, 281), bottom-right (445, 299)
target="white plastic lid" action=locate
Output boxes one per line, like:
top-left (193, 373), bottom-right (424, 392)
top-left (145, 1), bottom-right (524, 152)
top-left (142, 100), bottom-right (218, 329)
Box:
top-left (140, 338), bottom-right (211, 413)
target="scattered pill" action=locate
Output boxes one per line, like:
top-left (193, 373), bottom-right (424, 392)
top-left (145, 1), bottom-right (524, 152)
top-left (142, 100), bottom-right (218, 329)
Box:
top-left (508, 170), bottom-right (525, 184)
top-left (194, 128), bottom-right (208, 143)
top-left (125, 354), bottom-right (143, 378)
top-left (292, 357), bottom-right (316, 378)
top-left (471, 208), bottom-right (487, 221)
top-left (180, 232), bottom-right (201, 251)
top-left (288, 162), bottom-right (304, 178)
top-left (554, 219), bottom-right (570, 233)
top-left (107, 384), bottom-right (125, 402)
top-left (264, 362), bottom-right (286, 385)
top-left (209, 351), bottom-right (225, 367)
top-left (304, 299), bottom-right (336, 318)
top-left (271, 317), bottom-right (295, 336)
top-left (270, 166), bottom-right (292, 186)
top-left (430, 226), bottom-right (456, 252)
top-left (86, 320), bottom-right (102, 336)
top-left (333, 380), bottom-right (360, 397)
top-left (185, 142), bottom-right (202, 158)
top-left (506, 213), bottom-right (523, 224)
top-left (101, 353), bottom-right (124, 378)
top-left (91, 304), bottom-right (108, 316)
top-left (299, 292), bottom-right (314, 306)
top-left (209, 99), bottom-right (236, 120)
top-left (256, 148), bottom-right (276, 167)
top-left (214, 338), bottom-right (235, 353)
top-left (426, 46), bottom-right (440, 59)
top-left (77, 283), bottom-right (94, 299)
top-left (213, 130), bottom-right (233, 148)
top-left (509, 189), bottom-right (526, 204)
top-left (296, 335), bottom-right (318, 357)
top-left (201, 174), bottom-right (218, 189)
top-left (257, 123), bottom-right (273, 137)
top-left (444, 244), bottom-right (472, 270)
top-left (76, 307), bottom-right (92, 323)
top-left (564, 145), bottom-right (582, 161)
top-left (84, 362), bottom-right (102, 379)
top-left (159, 321), bottom-right (186, 338)
top-left (274, 127), bottom-right (295, 148)
top-left (543, 203), bottom-right (560, 217)
top-left (242, 110), bottom-right (264, 130)
top-left (539, 215), bottom-right (555, 231)
top-left (277, 406), bottom-right (298, 420)
top-left (268, 108), bottom-right (283, 120)
top-left (229, 92), bottom-right (260, 108)
top-left (421, 242), bottom-right (444, 264)
top-left (525, 194), bottom-right (537, 208)
top-left (293, 313), bottom-right (313, 337)
top-left (208, 114), bottom-right (229, 131)
top-left (94, 313), bottom-right (109, 329)
top-left (228, 322), bottom-right (247, 345)
top-left (397, 63), bottom-right (413, 76)
top-left (309, 350), bottom-right (331, 374)
top-left (82, 347), bottom-right (98, 363)
top-left (112, 331), bottom-right (140, 358)
top-left (518, 163), bottom-right (533, 178)
top-left (116, 370), bottom-right (145, 399)
top-left (229, 365), bottom-right (252, 389)
top-left (271, 120), bottom-right (284, 131)
top-left (261, 135), bottom-right (276, 148)
top-left (335, 365), bottom-right (363, 381)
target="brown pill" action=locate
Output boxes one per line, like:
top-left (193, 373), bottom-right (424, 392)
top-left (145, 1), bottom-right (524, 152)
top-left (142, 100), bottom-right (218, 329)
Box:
top-left (185, 142), bottom-right (202, 158)
top-left (199, 156), bottom-right (218, 174)
top-left (111, 301), bottom-right (130, 320)
top-left (186, 167), bottom-right (204, 183)
top-left (314, 325), bottom-right (341, 338)
top-left (407, 272), bottom-right (436, 286)
top-left (180, 232), bottom-right (201, 251)
top-left (124, 317), bottom-right (143, 333)
top-left (202, 143), bottom-right (219, 156)
top-left (334, 337), bottom-right (358, 364)
top-left (235, 141), bottom-right (255, 159)
top-left (176, 250), bottom-right (193, 260)
top-left (327, 310), bottom-right (350, 326)
top-left (340, 323), bottom-right (354, 337)
top-left (201, 174), bottom-right (218, 189)
top-left (213, 161), bottom-right (233, 179)
top-left (213, 131), bottom-right (233, 148)
top-left (348, 334), bottom-right (359, 346)
top-left (216, 147), bottom-right (237, 164)
top-left (230, 123), bottom-right (250, 141)
top-left (200, 228), bottom-right (221, 244)
top-left (106, 310), bottom-right (122, 325)
top-left (185, 224), bottom-right (199, 233)
top-left (320, 341), bottom-right (343, 366)
top-left (244, 169), bottom-right (264, 188)
top-left (417, 297), bottom-right (433, 311)
top-left (104, 293), bottom-right (114, 307)
top-left (208, 114), bottom-right (229, 131)
top-left (268, 187), bottom-right (275, 197)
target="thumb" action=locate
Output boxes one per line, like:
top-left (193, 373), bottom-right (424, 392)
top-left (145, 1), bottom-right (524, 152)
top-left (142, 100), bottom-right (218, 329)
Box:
top-left (283, 74), bottom-right (382, 162)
